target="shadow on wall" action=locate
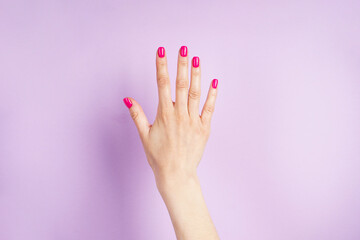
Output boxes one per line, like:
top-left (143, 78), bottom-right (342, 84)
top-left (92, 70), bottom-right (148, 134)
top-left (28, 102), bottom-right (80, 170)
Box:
top-left (0, 110), bottom-right (12, 196)
top-left (72, 73), bottom-right (155, 240)
top-left (0, 113), bottom-right (4, 193)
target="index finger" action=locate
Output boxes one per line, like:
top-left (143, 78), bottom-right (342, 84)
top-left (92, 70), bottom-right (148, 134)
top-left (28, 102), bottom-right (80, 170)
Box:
top-left (156, 47), bottom-right (172, 109)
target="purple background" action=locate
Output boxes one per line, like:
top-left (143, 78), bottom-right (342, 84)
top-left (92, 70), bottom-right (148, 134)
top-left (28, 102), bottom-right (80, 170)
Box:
top-left (1, 0), bottom-right (360, 239)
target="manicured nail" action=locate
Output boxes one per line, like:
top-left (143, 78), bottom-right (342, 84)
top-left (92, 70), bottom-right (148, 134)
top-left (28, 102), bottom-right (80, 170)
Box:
top-left (192, 56), bottom-right (199, 68)
top-left (123, 97), bottom-right (133, 109)
top-left (158, 47), bottom-right (165, 58)
top-left (180, 46), bottom-right (188, 57)
top-left (212, 79), bottom-right (218, 89)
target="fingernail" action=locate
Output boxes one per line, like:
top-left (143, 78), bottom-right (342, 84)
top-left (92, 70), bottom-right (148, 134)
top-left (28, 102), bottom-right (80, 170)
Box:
top-left (192, 56), bottom-right (199, 68)
top-left (123, 97), bottom-right (133, 108)
top-left (180, 46), bottom-right (188, 57)
top-left (212, 79), bottom-right (218, 89)
top-left (158, 47), bottom-right (165, 58)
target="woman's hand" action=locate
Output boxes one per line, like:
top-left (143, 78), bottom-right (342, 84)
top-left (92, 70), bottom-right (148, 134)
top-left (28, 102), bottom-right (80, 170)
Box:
top-left (123, 46), bottom-right (218, 187)
top-left (123, 46), bottom-right (219, 240)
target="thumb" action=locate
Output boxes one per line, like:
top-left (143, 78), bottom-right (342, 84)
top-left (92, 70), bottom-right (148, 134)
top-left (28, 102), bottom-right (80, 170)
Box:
top-left (123, 97), bottom-right (150, 140)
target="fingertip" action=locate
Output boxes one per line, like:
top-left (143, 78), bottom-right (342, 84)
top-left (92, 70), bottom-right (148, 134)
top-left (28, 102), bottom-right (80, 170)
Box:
top-left (123, 97), bottom-right (133, 109)
top-left (180, 46), bottom-right (188, 57)
top-left (158, 47), bottom-right (165, 58)
top-left (212, 79), bottom-right (218, 89)
top-left (124, 97), bottom-right (151, 138)
top-left (192, 56), bottom-right (200, 68)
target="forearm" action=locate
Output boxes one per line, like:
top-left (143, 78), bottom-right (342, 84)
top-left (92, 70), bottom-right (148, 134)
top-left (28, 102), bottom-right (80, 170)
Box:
top-left (156, 171), bottom-right (219, 240)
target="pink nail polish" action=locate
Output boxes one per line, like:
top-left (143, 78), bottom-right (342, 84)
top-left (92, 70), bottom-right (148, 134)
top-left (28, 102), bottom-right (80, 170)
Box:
top-left (192, 56), bottom-right (199, 68)
top-left (212, 79), bottom-right (218, 89)
top-left (123, 97), bottom-right (133, 108)
top-left (158, 47), bottom-right (165, 58)
top-left (180, 46), bottom-right (188, 57)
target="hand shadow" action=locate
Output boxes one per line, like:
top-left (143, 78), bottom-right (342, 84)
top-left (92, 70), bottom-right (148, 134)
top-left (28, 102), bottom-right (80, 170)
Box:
top-left (83, 77), bottom-right (156, 240)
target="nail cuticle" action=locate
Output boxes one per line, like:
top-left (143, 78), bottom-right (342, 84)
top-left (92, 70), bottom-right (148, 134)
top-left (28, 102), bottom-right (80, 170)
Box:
top-left (192, 56), bottom-right (199, 68)
top-left (180, 46), bottom-right (188, 57)
top-left (212, 79), bottom-right (218, 89)
top-left (123, 97), bottom-right (133, 108)
top-left (158, 47), bottom-right (165, 58)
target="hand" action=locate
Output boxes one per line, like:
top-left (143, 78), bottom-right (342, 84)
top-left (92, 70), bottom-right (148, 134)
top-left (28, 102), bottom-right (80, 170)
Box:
top-left (123, 46), bottom-right (219, 240)
top-left (123, 46), bottom-right (218, 187)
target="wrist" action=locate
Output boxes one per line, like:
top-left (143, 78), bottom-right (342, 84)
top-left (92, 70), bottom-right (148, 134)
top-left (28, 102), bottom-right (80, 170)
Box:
top-left (154, 168), bottom-right (200, 196)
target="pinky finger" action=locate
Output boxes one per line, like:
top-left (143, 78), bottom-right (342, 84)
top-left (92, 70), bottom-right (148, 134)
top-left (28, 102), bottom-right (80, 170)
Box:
top-left (201, 79), bottom-right (218, 126)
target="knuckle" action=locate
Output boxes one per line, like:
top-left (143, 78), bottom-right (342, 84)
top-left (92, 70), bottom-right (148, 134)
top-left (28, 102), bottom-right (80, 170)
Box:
top-left (157, 59), bottom-right (167, 68)
top-left (210, 90), bottom-right (217, 97)
top-left (130, 111), bottom-right (139, 121)
top-left (157, 76), bottom-right (169, 87)
top-left (178, 59), bottom-right (188, 67)
top-left (192, 70), bottom-right (201, 77)
top-left (192, 124), bottom-right (202, 135)
top-left (188, 89), bottom-right (201, 100)
top-left (204, 105), bottom-right (215, 114)
top-left (176, 112), bottom-right (188, 122)
top-left (161, 114), bottom-right (169, 123)
top-left (159, 110), bottom-right (171, 123)
top-left (176, 79), bottom-right (188, 89)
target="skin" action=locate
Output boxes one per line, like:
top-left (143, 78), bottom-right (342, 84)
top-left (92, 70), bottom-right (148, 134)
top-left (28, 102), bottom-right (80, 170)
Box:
top-left (124, 46), bottom-right (219, 240)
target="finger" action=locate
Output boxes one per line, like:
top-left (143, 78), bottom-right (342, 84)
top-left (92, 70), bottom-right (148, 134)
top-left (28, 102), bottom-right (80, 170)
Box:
top-left (123, 97), bottom-right (150, 140)
top-left (188, 56), bottom-right (201, 118)
top-left (175, 46), bottom-right (189, 114)
top-left (156, 47), bottom-right (172, 109)
top-left (201, 79), bottom-right (218, 126)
